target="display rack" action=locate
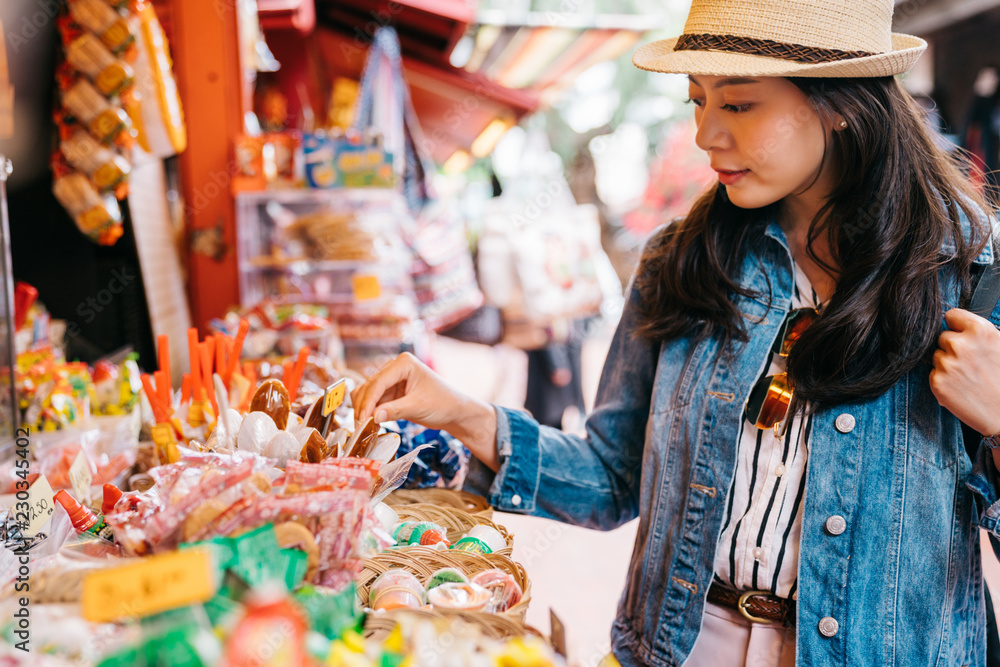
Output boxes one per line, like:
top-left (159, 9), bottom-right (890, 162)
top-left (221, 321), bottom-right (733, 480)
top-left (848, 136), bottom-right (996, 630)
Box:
top-left (235, 188), bottom-right (426, 374)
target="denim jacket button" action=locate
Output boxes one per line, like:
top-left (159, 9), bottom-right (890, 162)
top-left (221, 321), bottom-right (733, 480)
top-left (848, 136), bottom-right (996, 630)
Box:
top-left (510, 494), bottom-right (522, 507)
top-left (835, 413), bottom-right (856, 433)
top-left (825, 515), bottom-right (847, 536)
top-left (818, 616), bottom-right (840, 638)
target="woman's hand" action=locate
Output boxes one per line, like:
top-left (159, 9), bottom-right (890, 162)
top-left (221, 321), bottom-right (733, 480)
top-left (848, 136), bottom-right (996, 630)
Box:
top-left (350, 353), bottom-right (500, 471)
top-left (931, 309), bottom-right (1000, 436)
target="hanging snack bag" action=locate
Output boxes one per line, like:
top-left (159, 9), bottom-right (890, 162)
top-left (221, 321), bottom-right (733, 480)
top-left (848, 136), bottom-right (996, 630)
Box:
top-left (61, 79), bottom-right (133, 146)
top-left (52, 172), bottom-right (124, 246)
top-left (60, 129), bottom-right (131, 195)
top-left (64, 32), bottom-right (134, 97)
top-left (68, 0), bottom-right (136, 57)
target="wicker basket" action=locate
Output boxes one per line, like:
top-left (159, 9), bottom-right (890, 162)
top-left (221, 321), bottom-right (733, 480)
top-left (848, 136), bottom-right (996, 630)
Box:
top-left (363, 608), bottom-right (540, 642)
top-left (387, 489), bottom-right (492, 517)
top-left (356, 546), bottom-right (531, 622)
top-left (391, 503), bottom-right (514, 556)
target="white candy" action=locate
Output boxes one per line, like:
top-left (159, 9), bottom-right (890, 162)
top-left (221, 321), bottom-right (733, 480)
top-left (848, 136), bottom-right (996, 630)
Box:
top-left (367, 433), bottom-right (401, 463)
top-left (262, 430), bottom-right (300, 467)
top-left (372, 502), bottom-right (399, 532)
top-left (237, 411), bottom-right (278, 454)
top-left (327, 428), bottom-right (350, 458)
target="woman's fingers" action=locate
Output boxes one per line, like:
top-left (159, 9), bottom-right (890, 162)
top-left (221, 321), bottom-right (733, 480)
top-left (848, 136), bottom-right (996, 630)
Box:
top-left (372, 395), bottom-right (417, 424)
top-left (351, 356), bottom-right (413, 424)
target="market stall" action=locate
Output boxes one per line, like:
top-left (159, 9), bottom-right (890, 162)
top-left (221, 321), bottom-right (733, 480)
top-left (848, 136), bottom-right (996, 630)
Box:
top-left (0, 0), bottom-right (655, 662)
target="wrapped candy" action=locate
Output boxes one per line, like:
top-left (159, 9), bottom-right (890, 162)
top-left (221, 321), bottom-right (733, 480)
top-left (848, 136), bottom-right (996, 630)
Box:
top-left (425, 582), bottom-right (491, 612)
top-left (471, 569), bottom-right (523, 613)
top-left (369, 570), bottom-right (424, 611)
top-left (425, 567), bottom-right (467, 590)
top-left (450, 525), bottom-right (506, 555)
top-left (392, 521), bottom-right (449, 548)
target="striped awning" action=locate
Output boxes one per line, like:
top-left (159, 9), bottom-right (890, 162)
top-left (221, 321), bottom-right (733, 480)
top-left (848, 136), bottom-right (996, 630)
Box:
top-left (461, 12), bottom-right (652, 93)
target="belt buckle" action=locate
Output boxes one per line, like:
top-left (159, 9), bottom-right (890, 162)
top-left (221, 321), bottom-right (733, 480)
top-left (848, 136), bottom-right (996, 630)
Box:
top-left (737, 590), bottom-right (776, 624)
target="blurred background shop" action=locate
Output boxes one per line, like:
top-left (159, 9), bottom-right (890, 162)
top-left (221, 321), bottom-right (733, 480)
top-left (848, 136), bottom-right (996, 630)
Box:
top-left (0, 0), bottom-right (998, 664)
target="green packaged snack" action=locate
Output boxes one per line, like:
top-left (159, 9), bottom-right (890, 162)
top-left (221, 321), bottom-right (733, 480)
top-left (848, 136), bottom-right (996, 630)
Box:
top-left (280, 547), bottom-right (309, 590)
top-left (294, 583), bottom-right (364, 640)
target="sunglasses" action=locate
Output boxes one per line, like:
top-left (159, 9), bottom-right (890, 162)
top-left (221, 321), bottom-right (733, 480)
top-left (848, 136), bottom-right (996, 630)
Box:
top-left (744, 308), bottom-right (818, 434)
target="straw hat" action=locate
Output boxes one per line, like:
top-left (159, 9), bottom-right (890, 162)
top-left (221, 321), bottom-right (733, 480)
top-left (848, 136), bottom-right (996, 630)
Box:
top-left (633, 0), bottom-right (927, 78)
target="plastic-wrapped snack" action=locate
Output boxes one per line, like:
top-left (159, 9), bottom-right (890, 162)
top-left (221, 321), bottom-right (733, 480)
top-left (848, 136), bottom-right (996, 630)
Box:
top-left (369, 570), bottom-right (424, 611)
top-left (470, 568), bottom-right (523, 613)
top-left (389, 420), bottom-right (470, 490)
top-left (248, 379), bottom-right (291, 430)
top-left (110, 449), bottom-right (270, 552)
top-left (61, 79), bottom-right (132, 145)
top-left (426, 582), bottom-right (492, 611)
top-left (52, 172), bottom-right (123, 245)
top-left (64, 33), bottom-right (134, 96)
top-left (425, 567), bottom-right (467, 590)
top-left (68, 0), bottom-right (135, 56)
top-left (283, 459), bottom-right (376, 491)
top-left (59, 129), bottom-right (131, 194)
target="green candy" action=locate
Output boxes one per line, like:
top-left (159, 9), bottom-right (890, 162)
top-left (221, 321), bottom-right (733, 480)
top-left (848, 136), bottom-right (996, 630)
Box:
top-left (425, 567), bottom-right (468, 590)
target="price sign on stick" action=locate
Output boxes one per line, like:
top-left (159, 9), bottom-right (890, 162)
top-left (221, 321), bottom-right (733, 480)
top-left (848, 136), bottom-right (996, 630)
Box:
top-left (69, 451), bottom-right (93, 506)
top-left (321, 379), bottom-right (347, 437)
top-left (82, 549), bottom-right (215, 623)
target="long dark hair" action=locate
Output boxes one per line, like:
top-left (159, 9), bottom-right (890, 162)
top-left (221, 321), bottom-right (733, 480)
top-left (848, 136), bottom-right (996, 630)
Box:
top-left (635, 76), bottom-right (995, 405)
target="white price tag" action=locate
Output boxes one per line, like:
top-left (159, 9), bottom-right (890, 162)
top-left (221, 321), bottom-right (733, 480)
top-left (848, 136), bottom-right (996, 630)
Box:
top-left (69, 451), bottom-right (93, 506)
top-left (19, 475), bottom-right (55, 538)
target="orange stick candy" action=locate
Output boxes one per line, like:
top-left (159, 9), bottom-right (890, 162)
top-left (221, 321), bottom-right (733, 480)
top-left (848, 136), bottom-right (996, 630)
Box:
top-left (187, 328), bottom-right (203, 402)
top-left (239, 361), bottom-right (257, 411)
top-left (223, 319), bottom-right (249, 386)
top-left (198, 340), bottom-right (218, 415)
top-left (154, 370), bottom-right (171, 413)
top-left (157, 334), bottom-right (171, 394)
top-left (215, 336), bottom-right (227, 386)
top-left (285, 346), bottom-right (310, 402)
top-left (140, 374), bottom-right (168, 423)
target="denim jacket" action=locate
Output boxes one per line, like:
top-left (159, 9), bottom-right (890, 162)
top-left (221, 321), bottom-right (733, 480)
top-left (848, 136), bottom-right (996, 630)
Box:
top-left (466, 218), bottom-right (1000, 667)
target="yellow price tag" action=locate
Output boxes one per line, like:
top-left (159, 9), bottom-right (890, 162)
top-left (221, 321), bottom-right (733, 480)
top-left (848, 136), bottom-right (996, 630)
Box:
top-left (323, 379), bottom-right (347, 417)
top-left (82, 549), bottom-right (215, 623)
top-left (351, 274), bottom-right (381, 302)
top-left (20, 475), bottom-right (55, 538)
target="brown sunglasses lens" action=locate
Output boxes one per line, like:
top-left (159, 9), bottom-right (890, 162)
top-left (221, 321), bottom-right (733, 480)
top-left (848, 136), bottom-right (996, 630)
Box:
top-left (774, 308), bottom-right (818, 357)
top-left (745, 373), bottom-right (793, 430)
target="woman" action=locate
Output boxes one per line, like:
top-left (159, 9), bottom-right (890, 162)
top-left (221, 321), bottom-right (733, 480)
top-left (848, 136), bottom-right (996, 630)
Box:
top-left (352, 1), bottom-right (1000, 665)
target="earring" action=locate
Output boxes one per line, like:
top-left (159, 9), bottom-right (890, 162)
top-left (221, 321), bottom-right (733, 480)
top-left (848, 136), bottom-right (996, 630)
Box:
top-left (839, 120), bottom-right (848, 129)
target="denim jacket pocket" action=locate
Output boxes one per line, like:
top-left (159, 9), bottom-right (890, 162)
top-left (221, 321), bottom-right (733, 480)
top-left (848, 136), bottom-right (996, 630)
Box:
top-left (891, 369), bottom-right (960, 470)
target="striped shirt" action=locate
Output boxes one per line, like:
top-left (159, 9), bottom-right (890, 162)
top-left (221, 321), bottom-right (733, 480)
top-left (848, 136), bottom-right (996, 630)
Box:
top-left (713, 261), bottom-right (823, 599)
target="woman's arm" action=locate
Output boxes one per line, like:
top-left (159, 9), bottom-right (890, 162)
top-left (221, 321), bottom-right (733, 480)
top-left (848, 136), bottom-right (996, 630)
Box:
top-left (352, 282), bottom-right (660, 530)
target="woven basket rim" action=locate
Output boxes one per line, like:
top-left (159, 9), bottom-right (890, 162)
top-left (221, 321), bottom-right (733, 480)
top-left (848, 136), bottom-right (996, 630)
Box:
top-left (357, 546), bottom-right (531, 621)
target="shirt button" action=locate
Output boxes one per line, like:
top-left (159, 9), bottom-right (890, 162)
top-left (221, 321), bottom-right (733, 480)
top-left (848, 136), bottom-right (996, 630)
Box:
top-left (835, 413), bottom-right (856, 433)
top-left (753, 547), bottom-right (763, 560)
top-left (818, 616), bottom-right (839, 637)
top-left (775, 464), bottom-right (786, 477)
top-left (825, 515), bottom-right (847, 536)
top-left (510, 494), bottom-right (522, 507)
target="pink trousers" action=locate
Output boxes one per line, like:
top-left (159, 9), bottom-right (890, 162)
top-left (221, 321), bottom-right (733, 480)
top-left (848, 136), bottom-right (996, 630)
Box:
top-left (682, 601), bottom-right (796, 667)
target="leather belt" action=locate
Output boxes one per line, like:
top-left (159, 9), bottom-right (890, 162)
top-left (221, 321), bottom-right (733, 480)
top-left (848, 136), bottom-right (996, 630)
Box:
top-left (706, 582), bottom-right (796, 626)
